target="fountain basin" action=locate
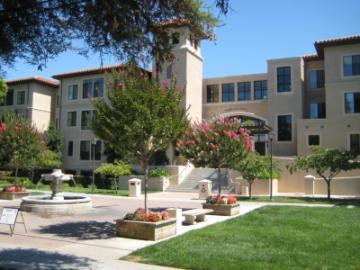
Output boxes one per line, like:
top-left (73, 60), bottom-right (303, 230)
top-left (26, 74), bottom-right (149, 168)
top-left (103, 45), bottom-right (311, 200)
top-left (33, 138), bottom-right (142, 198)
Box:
top-left (20, 195), bottom-right (92, 218)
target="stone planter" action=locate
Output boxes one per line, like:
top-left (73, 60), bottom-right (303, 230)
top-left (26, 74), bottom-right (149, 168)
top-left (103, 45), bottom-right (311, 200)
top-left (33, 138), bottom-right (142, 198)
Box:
top-left (0, 191), bottom-right (29, 200)
top-left (115, 218), bottom-right (176, 241)
top-left (202, 203), bottom-right (240, 216)
top-left (149, 176), bottom-right (170, 191)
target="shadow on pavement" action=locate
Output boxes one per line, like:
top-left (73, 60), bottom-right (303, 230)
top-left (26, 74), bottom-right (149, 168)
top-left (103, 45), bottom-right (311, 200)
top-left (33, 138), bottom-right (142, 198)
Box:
top-left (38, 221), bottom-right (116, 240)
top-left (0, 248), bottom-right (96, 270)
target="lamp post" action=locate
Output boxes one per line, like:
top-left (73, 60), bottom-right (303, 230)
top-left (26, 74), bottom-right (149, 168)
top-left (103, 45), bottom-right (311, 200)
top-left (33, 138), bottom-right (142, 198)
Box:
top-left (268, 134), bottom-right (273, 200)
top-left (91, 138), bottom-right (97, 192)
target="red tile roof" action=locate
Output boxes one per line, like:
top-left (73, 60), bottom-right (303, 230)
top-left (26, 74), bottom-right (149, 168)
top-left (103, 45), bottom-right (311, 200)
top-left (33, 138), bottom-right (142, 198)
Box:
top-left (315, 35), bottom-right (360, 58)
top-left (303, 54), bottom-right (321, 62)
top-left (6, 76), bottom-right (59, 88)
top-left (53, 64), bottom-right (126, 79)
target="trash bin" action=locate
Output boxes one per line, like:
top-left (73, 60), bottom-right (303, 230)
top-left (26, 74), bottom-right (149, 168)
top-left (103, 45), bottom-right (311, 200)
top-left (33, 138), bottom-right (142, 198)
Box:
top-left (199, 179), bottom-right (212, 199)
top-left (128, 178), bottom-right (141, 197)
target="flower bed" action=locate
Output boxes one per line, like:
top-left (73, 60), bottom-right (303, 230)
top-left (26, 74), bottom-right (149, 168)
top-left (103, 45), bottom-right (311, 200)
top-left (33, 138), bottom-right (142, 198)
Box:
top-left (202, 195), bottom-right (240, 216)
top-left (116, 208), bottom-right (176, 240)
top-left (0, 185), bottom-right (29, 200)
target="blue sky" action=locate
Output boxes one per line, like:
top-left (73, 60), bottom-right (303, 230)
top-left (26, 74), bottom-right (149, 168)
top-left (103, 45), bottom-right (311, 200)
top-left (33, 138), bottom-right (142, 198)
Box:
top-left (3, 0), bottom-right (360, 80)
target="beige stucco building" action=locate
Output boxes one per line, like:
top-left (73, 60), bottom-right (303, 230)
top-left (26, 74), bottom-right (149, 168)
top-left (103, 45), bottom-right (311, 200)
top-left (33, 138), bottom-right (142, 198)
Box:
top-left (1, 77), bottom-right (58, 132)
top-left (3, 32), bottom-right (360, 177)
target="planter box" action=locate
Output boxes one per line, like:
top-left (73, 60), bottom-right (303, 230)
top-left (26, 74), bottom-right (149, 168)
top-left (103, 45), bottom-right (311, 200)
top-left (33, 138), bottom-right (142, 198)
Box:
top-left (115, 218), bottom-right (176, 241)
top-left (202, 203), bottom-right (240, 216)
top-left (0, 191), bottom-right (29, 200)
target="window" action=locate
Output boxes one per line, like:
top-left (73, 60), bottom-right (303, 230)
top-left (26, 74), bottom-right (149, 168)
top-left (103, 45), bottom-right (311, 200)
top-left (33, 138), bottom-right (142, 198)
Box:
top-left (344, 55), bottom-right (360, 76)
top-left (80, 141), bottom-right (90, 160)
top-left (277, 66), bottom-right (291, 92)
top-left (221, 83), bottom-right (235, 102)
top-left (166, 64), bottom-right (173, 79)
top-left (83, 78), bottom-right (104, 98)
top-left (277, 115), bottom-right (292, 141)
top-left (81, 110), bottom-right (94, 130)
top-left (16, 91), bottom-right (25, 105)
top-left (5, 89), bottom-right (14, 106)
top-left (237, 82), bottom-right (251, 101)
top-left (310, 102), bottom-right (326, 119)
top-left (92, 140), bottom-right (102, 160)
top-left (254, 80), bottom-right (268, 100)
top-left (68, 85), bottom-right (78, 100)
top-left (171, 32), bottom-right (180, 44)
top-left (308, 135), bottom-right (320, 146)
top-left (309, 70), bottom-right (325, 89)
top-left (67, 141), bottom-right (74, 157)
top-left (345, 92), bottom-right (360, 113)
top-left (350, 134), bottom-right (360, 155)
top-left (207, 84), bottom-right (219, 103)
top-left (67, 111), bottom-right (77, 127)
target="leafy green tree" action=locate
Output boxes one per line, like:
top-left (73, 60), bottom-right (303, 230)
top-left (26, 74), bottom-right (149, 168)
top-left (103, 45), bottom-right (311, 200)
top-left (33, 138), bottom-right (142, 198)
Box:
top-left (288, 146), bottom-right (360, 199)
top-left (177, 119), bottom-right (252, 195)
top-left (0, 112), bottom-right (45, 182)
top-left (91, 65), bottom-right (188, 213)
top-left (37, 150), bottom-right (62, 169)
top-left (95, 160), bottom-right (132, 193)
top-left (0, 0), bottom-right (227, 72)
top-left (232, 153), bottom-right (280, 199)
top-left (44, 124), bottom-right (63, 154)
top-left (0, 77), bottom-right (8, 103)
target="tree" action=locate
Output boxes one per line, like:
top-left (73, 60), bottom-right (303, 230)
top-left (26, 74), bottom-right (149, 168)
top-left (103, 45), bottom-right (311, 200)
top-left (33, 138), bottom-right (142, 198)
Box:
top-left (232, 153), bottom-right (280, 199)
top-left (44, 124), bottom-right (63, 154)
top-left (0, 77), bottom-right (8, 103)
top-left (177, 119), bottom-right (252, 195)
top-left (0, 0), bottom-right (229, 73)
top-left (0, 111), bottom-right (45, 181)
top-left (288, 146), bottom-right (360, 199)
top-left (95, 160), bottom-right (132, 193)
top-left (91, 65), bottom-right (188, 213)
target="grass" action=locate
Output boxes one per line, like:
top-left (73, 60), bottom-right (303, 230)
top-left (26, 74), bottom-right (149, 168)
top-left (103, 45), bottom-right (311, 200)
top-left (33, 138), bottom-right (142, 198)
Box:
top-left (237, 196), bottom-right (360, 206)
top-left (127, 206), bottom-right (360, 270)
top-left (0, 180), bottom-right (129, 196)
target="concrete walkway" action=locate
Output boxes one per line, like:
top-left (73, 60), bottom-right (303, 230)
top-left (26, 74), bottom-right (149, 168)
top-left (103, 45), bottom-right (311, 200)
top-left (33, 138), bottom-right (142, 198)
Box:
top-left (0, 192), bottom-right (264, 270)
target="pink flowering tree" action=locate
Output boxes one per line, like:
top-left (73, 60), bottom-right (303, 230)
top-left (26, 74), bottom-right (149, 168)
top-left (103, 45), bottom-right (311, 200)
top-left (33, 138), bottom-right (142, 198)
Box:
top-left (177, 118), bottom-right (253, 195)
top-left (91, 64), bottom-right (188, 214)
top-left (0, 112), bottom-right (46, 182)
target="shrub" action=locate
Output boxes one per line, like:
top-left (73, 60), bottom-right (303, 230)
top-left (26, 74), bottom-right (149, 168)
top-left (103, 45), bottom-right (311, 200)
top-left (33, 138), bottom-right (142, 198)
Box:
top-left (149, 168), bottom-right (171, 178)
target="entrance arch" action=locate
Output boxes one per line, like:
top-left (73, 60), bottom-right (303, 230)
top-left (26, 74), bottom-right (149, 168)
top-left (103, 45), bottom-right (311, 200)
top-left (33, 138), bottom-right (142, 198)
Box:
top-left (215, 111), bottom-right (271, 155)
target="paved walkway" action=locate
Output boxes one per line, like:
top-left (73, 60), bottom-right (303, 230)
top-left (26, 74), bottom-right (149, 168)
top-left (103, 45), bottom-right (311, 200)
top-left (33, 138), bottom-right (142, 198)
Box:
top-left (0, 192), bottom-right (265, 270)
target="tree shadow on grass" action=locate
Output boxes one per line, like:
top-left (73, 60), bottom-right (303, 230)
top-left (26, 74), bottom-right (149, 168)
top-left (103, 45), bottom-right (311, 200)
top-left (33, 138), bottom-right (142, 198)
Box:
top-left (38, 221), bottom-right (116, 240)
top-left (0, 248), bottom-right (96, 270)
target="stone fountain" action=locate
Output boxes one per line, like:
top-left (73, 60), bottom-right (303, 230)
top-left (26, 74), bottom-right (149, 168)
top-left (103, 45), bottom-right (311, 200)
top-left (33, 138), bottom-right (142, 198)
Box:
top-left (21, 169), bottom-right (92, 217)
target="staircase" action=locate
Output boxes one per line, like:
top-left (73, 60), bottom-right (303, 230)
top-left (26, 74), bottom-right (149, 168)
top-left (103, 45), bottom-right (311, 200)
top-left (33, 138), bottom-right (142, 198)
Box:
top-left (166, 167), bottom-right (234, 193)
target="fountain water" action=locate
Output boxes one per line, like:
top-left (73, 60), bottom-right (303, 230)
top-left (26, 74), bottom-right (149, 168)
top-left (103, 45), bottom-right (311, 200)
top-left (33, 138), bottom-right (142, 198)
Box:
top-left (21, 169), bottom-right (92, 217)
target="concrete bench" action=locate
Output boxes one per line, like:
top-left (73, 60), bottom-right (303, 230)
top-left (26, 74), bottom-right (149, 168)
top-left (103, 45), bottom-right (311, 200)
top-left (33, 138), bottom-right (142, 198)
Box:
top-left (182, 209), bottom-right (214, 225)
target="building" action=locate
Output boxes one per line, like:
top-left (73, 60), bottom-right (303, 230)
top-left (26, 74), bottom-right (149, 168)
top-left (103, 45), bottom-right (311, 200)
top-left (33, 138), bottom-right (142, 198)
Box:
top-left (0, 77), bottom-right (58, 132)
top-left (3, 29), bottom-right (360, 174)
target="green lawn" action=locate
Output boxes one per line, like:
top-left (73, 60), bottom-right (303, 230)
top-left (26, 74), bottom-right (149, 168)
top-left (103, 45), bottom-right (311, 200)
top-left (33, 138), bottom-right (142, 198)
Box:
top-left (0, 181), bottom-right (129, 196)
top-left (237, 196), bottom-right (360, 206)
top-left (127, 206), bottom-right (360, 270)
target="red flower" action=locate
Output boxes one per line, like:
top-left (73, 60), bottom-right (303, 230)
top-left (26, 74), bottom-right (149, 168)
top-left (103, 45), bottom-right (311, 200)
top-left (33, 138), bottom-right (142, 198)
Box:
top-left (187, 140), bottom-right (195, 145)
top-left (117, 82), bottom-right (124, 89)
top-left (162, 79), bottom-right (170, 88)
top-left (161, 211), bottom-right (170, 220)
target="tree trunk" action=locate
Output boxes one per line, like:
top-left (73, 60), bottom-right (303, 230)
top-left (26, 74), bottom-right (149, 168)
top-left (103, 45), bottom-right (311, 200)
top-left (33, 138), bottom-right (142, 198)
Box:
top-left (144, 163), bottom-right (149, 214)
top-left (217, 167), bottom-right (221, 196)
top-left (15, 166), bottom-right (19, 186)
top-left (326, 179), bottom-right (331, 199)
top-left (248, 180), bottom-right (254, 199)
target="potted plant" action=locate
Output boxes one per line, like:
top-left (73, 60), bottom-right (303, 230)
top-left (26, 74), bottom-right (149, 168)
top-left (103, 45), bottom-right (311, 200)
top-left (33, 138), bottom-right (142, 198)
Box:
top-left (203, 195), bottom-right (240, 216)
top-left (148, 168), bottom-right (171, 191)
top-left (116, 208), bottom-right (176, 240)
top-left (0, 177), bottom-right (30, 200)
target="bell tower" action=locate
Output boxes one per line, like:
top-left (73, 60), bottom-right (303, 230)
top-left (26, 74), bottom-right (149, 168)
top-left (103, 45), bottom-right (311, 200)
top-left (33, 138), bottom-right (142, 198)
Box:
top-left (153, 22), bottom-right (204, 123)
